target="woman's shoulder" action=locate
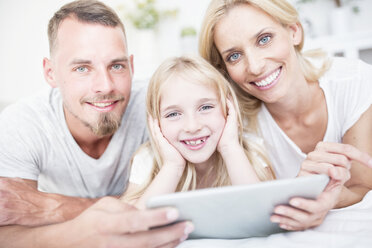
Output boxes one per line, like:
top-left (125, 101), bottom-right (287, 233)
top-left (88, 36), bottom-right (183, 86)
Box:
top-left (324, 57), bottom-right (372, 81)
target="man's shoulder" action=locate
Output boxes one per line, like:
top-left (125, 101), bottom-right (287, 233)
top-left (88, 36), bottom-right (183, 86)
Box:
top-left (0, 88), bottom-right (61, 127)
top-left (130, 79), bottom-right (148, 103)
top-left (124, 80), bottom-right (148, 118)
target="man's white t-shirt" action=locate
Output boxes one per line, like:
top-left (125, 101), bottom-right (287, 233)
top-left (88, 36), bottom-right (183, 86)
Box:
top-left (258, 57), bottom-right (372, 179)
top-left (0, 82), bottom-right (148, 198)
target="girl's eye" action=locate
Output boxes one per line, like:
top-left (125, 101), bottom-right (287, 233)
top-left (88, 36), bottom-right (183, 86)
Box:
top-left (112, 64), bottom-right (124, 70)
top-left (258, 35), bottom-right (271, 46)
top-left (165, 112), bottom-right (180, 118)
top-left (200, 105), bottom-right (213, 111)
top-left (76, 66), bottom-right (88, 73)
top-left (227, 53), bottom-right (241, 62)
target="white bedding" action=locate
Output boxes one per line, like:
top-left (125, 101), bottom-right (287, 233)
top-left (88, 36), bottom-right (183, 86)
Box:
top-left (179, 190), bottom-right (372, 248)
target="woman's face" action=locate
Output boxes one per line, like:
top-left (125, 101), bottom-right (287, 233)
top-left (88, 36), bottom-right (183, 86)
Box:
top-left (159, 75), bottom-right (225, 165)
top-left (214, 4), bottom-right (302, 104)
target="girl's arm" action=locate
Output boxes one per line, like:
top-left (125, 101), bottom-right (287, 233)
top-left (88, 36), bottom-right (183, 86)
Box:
top-left (338, 104), bottom-right (372, 207)
top-left (130, 117), bottom-right (186, 209)
top-left (218, 100), bottom-right (260, 185)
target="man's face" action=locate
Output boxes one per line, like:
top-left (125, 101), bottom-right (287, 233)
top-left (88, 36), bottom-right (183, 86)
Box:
top-left (46, 17), bottom-right (133, 137)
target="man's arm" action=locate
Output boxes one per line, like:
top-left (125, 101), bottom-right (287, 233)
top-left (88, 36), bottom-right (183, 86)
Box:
top-left (0, 177), bottom-right (101, 226)
top-left (0, 197), bottom-right (193, 248)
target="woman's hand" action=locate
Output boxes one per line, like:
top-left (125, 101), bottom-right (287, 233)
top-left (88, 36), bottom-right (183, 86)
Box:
top-left (217, 99), bottom-right (240, 155)
top-left (271, 142), bottom-right (372, 231)
top-left (148, 116), bottom-right (186, 170)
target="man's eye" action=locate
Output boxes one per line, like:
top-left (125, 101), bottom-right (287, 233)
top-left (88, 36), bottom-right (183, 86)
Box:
top-left (228, 53), bottom-right (241, 62)
top-left (76, 66), bottom-right (88, 73)
top-left (112, 64), bottom-right (124, 70)
top-left (258, 35), bottom-right (271, 45)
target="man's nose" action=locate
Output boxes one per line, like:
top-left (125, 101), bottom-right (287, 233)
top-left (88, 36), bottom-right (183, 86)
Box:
top-left (91, 69), bottom-right (114, 94)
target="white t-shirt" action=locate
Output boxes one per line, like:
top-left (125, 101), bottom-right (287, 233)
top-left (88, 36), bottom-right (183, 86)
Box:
top-left (129, 145), bottom-right (154, 185)
top-left (258, 57), bottom-right (372, 179)
top-left (0, 82), bottom-right (148, 198)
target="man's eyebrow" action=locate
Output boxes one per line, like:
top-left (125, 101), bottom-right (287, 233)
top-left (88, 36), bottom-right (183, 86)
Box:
top-left (69, 59), bottom-right (92, 65)
top-left (68, 57), bottom-right (129, 66)
top-left (111, 57), bottom-right (129, 63)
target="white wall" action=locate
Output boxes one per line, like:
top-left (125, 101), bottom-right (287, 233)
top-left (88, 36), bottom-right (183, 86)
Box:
top-left (0, 0), bottom-right (210, 108)
top-left (1, 0), bottom-right (372, 109)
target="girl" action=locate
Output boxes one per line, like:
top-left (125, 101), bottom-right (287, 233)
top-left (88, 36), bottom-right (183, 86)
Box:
top-left (199, 0), bottom-right (372, 230)
top-left (122, 56), bottom-right (275, 208)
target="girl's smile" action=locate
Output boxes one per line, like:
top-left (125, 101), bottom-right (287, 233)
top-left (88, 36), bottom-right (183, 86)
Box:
top-left (181, 136), bottom-right (209, 150)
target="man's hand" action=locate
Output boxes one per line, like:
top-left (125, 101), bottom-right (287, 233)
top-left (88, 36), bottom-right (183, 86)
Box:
top-left (61, 197), bottom-right (194, 248)
top-left (270, 142), bottom-right (372, 231)
top-left (0, 177), bottom-right (97, 226)
top-left (0, 197), bottom-right (194, 248)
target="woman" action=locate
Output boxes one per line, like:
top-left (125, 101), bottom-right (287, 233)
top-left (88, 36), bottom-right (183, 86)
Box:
top-left (199, 0), bottom-right (372, 230)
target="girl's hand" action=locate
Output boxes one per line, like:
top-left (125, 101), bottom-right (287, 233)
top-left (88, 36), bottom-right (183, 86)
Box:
top-left (148, 116), bottom-right (186, 170)
top-left (271, 142), bottom-right (372, 231)
top-left (217, 99), bottom-right (240, 155)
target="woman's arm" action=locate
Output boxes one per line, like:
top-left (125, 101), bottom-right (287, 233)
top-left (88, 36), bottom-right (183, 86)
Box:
top-left (218, 100), bottom-right (260, 185)
top-left (339, 104), bottom-right (372, 207)
top-left (270, 141), bottom-right (372, 231)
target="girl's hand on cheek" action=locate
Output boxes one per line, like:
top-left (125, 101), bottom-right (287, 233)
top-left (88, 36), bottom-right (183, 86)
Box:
top-left (149, 116), bottom-right (186, 171)
top-left (217, 99), bottom-right (240, 154)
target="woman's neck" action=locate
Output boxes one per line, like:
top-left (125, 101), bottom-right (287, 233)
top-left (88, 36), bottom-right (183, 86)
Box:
top-left (265, 80), bottom-right (328, 154)
top-left (265, 80), bottom-right (319, 123)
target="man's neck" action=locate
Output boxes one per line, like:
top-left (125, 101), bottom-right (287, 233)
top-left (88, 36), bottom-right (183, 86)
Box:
top-left (64, 108), bottom-right (113, 159)
top-left (75, 134), bottom-right (112, 159)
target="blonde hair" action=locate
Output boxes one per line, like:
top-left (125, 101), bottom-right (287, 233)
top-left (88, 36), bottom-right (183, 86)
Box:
top-left (199, 0), bottom-right (330, 130)
top-left (124, 56), bottom-right (275, 201)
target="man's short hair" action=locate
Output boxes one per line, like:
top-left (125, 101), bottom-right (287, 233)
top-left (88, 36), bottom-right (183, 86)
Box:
top-left (48, 0), bottom-right (126, 55)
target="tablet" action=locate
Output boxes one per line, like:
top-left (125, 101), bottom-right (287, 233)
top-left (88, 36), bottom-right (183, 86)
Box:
top-left (146, 174), bottom-right (329, 239)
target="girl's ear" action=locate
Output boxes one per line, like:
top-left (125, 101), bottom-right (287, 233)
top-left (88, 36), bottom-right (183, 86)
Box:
top-left (43, 57), bottom-right (58, 88)
top-left (288, 22), bottom-right (302, 46)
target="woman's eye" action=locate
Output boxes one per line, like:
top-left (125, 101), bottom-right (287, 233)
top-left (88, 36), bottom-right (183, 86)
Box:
top-left (76, 66), bottom-right (88, 73)
top-left (228, 53), bottom-right (241, 62)
top-left (258, 35), bottom-right (271, 45)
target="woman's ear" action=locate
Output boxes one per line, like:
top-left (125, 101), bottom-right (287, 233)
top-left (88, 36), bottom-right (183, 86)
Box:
top-left (288, 22), bottom-right (302, 46)
top-left (43, 57), bottom-right (57, 88)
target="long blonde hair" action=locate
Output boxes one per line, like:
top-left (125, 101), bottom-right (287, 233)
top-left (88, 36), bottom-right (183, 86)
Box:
top-left (199, 0), bottom-right (330, 130)
top-left (124, 56), bottom-right (275, 201)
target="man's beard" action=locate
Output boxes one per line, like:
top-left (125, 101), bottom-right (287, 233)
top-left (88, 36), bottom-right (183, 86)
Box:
top-left (90, 111), bottom-right (121, 136)
top-left (64, 93), bottom-right (124, 137)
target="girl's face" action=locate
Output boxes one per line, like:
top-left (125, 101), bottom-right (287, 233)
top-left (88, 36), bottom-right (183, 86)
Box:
top-left (214, 4), bottom-right (302, 104)
top-left (159, 75), bottom-right (226, 165)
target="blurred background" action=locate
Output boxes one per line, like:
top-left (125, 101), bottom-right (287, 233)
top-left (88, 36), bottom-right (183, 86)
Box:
top-left (1, 0), bottom-right (372, 111)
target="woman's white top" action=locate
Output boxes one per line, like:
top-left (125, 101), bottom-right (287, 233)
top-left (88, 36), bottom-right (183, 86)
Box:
top-left (257, 57), bottom-right (372, 179)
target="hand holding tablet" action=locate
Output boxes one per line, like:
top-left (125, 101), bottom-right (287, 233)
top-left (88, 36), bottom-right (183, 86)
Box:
top-left (146, 174), bottom-right (329, 239)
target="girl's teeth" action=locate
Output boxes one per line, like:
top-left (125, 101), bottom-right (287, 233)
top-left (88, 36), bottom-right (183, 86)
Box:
top-left (185, 138), bottom-right (205, 145)
top-left (254, 68), bottom-right (280, 87)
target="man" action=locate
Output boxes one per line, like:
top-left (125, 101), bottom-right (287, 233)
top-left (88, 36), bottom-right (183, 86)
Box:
top-left (0, 0), bottom-right (193, 246)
